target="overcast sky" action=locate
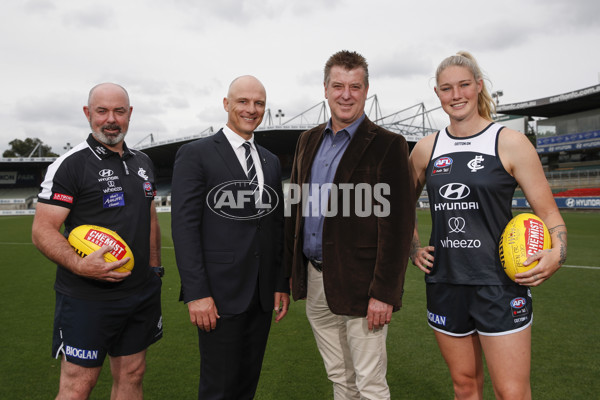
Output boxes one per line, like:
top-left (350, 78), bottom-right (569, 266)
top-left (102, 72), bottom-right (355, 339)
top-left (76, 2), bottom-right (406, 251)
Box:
top-left (2, 0), bottom-right (599, 155)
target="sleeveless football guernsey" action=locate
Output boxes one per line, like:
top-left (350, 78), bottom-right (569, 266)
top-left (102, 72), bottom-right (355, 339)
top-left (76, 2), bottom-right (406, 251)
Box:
top-left (425, 123), bottom-right (517, 285)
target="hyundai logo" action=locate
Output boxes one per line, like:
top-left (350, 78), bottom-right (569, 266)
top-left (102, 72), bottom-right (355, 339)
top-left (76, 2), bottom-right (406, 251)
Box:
top-left (439, 183), bottom-right (470, 200)
top-left (99, 169), bottom-right (114, 178)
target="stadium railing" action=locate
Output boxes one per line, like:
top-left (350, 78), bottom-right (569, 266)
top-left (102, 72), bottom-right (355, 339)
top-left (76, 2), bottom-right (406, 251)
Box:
top-left (545, 169), bottom-right (600, 191)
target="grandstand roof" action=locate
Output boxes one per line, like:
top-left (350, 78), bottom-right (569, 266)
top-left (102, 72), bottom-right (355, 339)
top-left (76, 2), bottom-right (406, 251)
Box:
top-left (138, 140), bottom-right (183, 169)
top-left (497, 84), bottom-right (600, 118)
top-left (137, 127), bottom-right (304, 170)
top-left (0, 157), bottom-right (57, 167)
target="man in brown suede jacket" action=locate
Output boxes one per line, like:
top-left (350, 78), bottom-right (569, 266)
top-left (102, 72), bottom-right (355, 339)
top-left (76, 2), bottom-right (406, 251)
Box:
top-left (284, 50), bottom-right (415, 399)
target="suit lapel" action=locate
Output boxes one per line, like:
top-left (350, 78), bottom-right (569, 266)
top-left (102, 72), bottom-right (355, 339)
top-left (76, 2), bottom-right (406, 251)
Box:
top-left (300, 128), bottom-right (326, 185)
top-left (255, 145), bottom-right (272, 184)
top-left (255, 146), bottom-right (274, 209)
top-left (334, 117), bottom-right (376, 183)
top-left (212, 130), bottom-right (248, 181)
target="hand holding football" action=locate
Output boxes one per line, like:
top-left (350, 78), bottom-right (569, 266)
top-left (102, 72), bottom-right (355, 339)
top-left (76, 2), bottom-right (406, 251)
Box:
top-left (67, 225), bottom-right (134, 272)
top-left (499, 213), bottom-right (551, 281)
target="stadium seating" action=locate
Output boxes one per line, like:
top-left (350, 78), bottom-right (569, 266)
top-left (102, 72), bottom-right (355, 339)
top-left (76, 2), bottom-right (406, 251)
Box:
top-left (0, 187), bottom-right (39, 210)
top-left (553, 188), bottom-right (600, 197)
top-left (545, 169), bottom-right (600, 191)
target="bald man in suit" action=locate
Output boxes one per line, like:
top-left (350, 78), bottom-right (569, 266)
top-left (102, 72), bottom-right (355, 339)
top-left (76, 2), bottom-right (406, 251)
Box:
top-left (171, 76), bottom-right (289, 399)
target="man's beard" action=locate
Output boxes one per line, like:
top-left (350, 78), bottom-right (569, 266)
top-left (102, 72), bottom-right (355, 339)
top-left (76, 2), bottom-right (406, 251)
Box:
top-left (94, 124), bottom-right (127, 146)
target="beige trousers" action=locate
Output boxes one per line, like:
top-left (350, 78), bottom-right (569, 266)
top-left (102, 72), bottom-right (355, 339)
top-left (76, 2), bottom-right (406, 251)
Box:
top-left (306, 262), bottom-right (391, 400)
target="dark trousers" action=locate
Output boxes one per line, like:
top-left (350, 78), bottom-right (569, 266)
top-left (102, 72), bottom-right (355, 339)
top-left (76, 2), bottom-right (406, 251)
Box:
top-left (197, 288), bottom-right (272, 400)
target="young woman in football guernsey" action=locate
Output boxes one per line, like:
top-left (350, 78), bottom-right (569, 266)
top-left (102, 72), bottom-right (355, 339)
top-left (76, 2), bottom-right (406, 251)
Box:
top-left (409, 51), bottom-right (567, 399)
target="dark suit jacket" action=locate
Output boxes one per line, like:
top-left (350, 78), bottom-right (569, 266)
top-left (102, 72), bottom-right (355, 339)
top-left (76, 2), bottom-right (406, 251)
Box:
top-left (172, 130), bottom-right (288, 315)
top-left (284, 117), bottom-right (415, 316)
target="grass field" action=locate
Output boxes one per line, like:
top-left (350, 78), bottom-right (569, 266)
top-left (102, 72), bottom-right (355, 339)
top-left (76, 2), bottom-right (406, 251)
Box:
top-left (0, 210), bottom-right (598, 399)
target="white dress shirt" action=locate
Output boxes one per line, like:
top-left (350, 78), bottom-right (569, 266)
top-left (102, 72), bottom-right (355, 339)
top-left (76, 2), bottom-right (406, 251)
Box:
top-left (222, 126), bottom-right (264, 197)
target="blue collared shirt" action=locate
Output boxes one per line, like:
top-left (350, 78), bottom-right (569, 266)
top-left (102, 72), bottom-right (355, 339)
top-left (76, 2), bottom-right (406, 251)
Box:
top-left (302, 114), bottom-right (366, 261)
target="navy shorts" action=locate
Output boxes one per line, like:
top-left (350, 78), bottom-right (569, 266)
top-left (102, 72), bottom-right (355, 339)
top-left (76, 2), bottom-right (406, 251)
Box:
top-left (52, 275), bottom-right (163, 367)
top-left (426, 282), bottom-right (532, 337)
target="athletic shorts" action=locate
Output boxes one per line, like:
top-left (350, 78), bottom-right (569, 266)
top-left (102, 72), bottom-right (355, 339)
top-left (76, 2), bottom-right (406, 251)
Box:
top-left (426, 282), bottom-right (532, 337)
top-left (52, 275), bottom-right (163, 367)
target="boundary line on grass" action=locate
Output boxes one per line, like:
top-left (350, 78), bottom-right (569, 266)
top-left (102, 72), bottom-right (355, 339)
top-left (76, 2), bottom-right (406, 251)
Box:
top-left (562, 264), bottom-right (600, 270)
top-left (3, 242), bottom-right (600, 270)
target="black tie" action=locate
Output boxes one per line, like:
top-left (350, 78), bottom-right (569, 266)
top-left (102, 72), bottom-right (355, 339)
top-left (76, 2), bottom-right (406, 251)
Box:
top-left (243, 142), bottom-right (259, 199)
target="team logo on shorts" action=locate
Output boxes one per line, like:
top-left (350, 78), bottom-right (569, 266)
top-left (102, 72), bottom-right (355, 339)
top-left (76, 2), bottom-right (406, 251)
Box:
top-left (510, 297), bottom-right (530, 323)
top-left (432, 157), bottom-right (453, 176)
top-left (511, 297), bottom-right (526, 309)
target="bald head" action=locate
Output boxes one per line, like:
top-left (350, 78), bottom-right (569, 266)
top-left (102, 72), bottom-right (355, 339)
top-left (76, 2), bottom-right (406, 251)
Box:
top-left (88, 83), bottom-right (130, 108)
top-left (223, 75), bottom-right (266, 140)
top-left (227, 75), bottom-right (266, 100)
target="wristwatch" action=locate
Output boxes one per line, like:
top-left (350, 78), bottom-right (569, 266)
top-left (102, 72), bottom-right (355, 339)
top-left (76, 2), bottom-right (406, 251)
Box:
top-left (151, 266), bottom-right (165, 278)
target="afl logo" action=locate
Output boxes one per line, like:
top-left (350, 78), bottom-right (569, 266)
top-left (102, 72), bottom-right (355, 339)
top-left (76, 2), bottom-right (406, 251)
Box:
top-left (511, 297), bottom-right (526, 309)
top-left (439, 183), bottom-right (470, 200)
top-left (99, 169), bottom-right (114, 178)
top-left (434, 157), bottom-right (453, 168)
top-left (206, 180), bottom-right (279, 220)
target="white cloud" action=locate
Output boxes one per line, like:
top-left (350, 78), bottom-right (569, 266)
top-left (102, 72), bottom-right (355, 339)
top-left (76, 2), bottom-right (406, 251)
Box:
top-left (23, 0), bottom-right (56, 15)
top-left (1, 0), bottom-right (599, 154)
top-left (61, 6), bottom-right (117, 29)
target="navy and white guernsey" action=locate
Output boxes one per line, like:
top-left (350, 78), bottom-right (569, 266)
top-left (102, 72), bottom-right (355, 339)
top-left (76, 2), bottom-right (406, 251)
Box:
top-left (37, 134), bottom-right (157, 300)
top-left (425, 123), bottom-right (517, 285)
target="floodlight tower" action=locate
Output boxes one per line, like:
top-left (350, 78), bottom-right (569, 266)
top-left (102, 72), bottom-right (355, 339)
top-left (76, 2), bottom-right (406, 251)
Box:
top-left (492, 90), bottom-right (504, 105)
top-left (275, 109), bottom-right (285, 125)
